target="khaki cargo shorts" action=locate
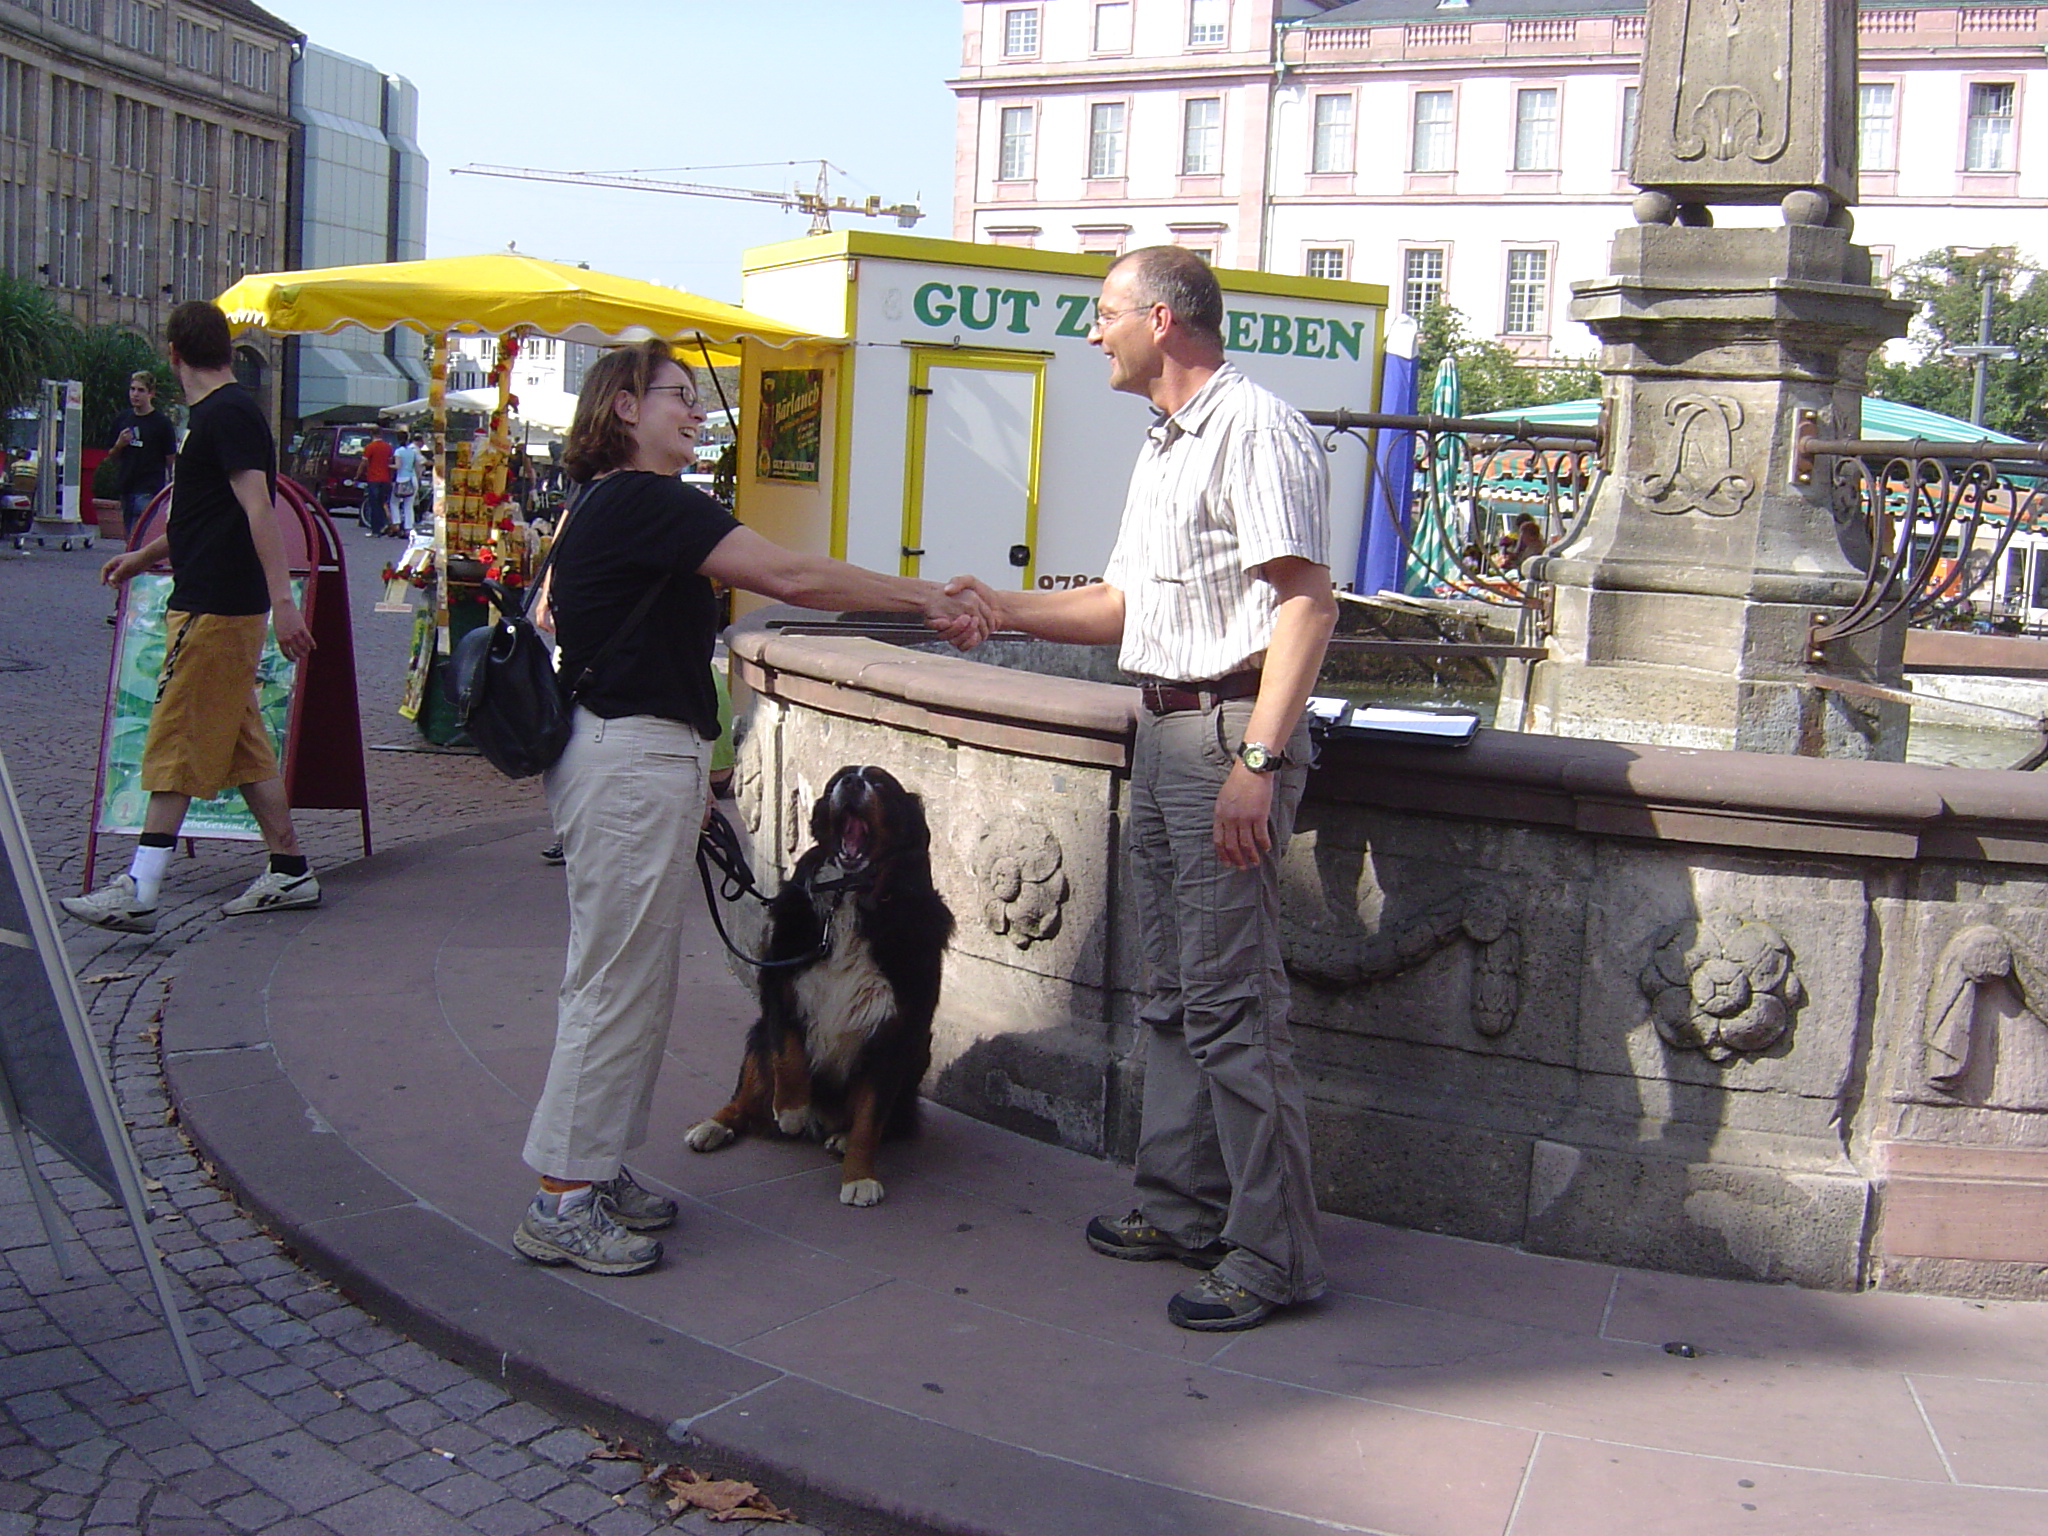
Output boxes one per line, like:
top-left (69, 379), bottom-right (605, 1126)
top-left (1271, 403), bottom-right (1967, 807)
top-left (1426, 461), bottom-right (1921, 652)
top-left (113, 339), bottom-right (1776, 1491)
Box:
top-left (139, 611), bottom-right (279, 800)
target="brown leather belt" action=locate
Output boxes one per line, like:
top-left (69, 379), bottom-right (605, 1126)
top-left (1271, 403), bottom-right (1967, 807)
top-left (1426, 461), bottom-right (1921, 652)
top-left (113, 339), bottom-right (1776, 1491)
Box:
top-left (1138, 669), bottom-right (1263, 715)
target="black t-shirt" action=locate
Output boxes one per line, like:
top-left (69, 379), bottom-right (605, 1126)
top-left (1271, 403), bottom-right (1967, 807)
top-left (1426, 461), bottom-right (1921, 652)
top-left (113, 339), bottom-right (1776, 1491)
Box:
top-left (167, 384), bottom-right (275, 616)
top-left (110, 408), bottom-right (178, 498)
top-left (549, 472), bottom-right (739, 736)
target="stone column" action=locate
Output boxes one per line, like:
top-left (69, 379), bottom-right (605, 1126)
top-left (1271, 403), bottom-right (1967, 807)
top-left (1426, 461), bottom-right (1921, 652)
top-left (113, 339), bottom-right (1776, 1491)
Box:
top-left (1499, 0), bottom-right (1918, 758)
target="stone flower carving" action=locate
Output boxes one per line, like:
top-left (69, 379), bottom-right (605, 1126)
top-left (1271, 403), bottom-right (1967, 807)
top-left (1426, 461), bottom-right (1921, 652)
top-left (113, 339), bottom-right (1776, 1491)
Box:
top-left (976, 820), bottom-right (1069, 949)
top-left (1639, 913), bottom-right (1803, 1062)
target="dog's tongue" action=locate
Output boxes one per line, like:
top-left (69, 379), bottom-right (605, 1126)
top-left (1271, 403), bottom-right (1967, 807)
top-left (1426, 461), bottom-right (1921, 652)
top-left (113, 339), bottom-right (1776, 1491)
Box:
top-left (839, 820), bottom-right (871, 866)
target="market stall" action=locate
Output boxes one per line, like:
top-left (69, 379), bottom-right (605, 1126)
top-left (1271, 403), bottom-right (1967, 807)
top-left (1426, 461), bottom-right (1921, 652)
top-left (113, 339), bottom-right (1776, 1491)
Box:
top-left (217, 253), bottom-right (815, 740)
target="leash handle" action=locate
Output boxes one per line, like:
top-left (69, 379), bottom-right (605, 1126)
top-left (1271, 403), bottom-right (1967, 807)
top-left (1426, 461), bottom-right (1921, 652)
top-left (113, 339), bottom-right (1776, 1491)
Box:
top-left (694, 808), bottom-right (829, 970)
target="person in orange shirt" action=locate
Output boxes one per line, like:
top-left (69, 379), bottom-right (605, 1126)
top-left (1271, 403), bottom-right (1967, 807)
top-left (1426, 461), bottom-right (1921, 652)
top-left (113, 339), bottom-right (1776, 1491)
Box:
top-left (360, 432), bottom-right (395, 537)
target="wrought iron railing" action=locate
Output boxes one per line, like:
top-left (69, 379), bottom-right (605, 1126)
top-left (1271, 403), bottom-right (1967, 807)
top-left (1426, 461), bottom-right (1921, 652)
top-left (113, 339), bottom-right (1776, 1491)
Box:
top-left (1304, 409), bottom-right (1606, 621)
top-left (1793, 414), bottom-right (2048, 658)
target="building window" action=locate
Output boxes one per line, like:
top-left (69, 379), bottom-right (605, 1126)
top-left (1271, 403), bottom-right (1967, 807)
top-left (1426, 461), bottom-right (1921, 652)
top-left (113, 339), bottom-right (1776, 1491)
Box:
top-left (1076, 225), bottom-right (1129, 256)
top-left (1, 180), bottom-right (34, 277)
top-left (998, 105), bottom-right (1035, 181)
top-left (173, 115), bottom-right (217, 187)
top-left (1403, 247), bottom-right (1446, 315)
top-left (1092, 0), bottom-right (1131, 52)
top-left (1966, 82), bottom-right (2016, 172)
top-left (48, 0), bottom-right (97, 31)
top-left (986, 227), bottom-right (1039, 248)
top-left (112, 97), bottom-right (158, 171)
top-left (1001, 7), bottom-right (1039, 58)
top-left (1857, 82), bottom-right (1896, 171)
top-left (225, 228), bottom-right (267, 279)
top-left (0, 59), bottom-right (34, 143)
top-left (1182, 97), bottom-right (1222, 175)
top-left (173, 17), bottom-right (219, 74)
top-left (45, 192), bottom-right (87, 289)
top-left (1304, 248), bottom-right (1346, 281)
top-left (229, 37), bottom-right (276, 92)
top-left (1188, 0), bottom-right (1227, 48)
top-left (1504, 249), bottom-right (1550, 335)
top-left (1088, 102), bottom-right (1126, 179)
top-left (50, 78), bottom-right (99, 159)
top-left (229, 132), bottom-right (277, 200)
top-left (1619, 84), bottom-right (1640, 170)
top-left (169, 216), bottom-right (209, 300)
top-left (1311, 94), bottom-right (1354, 174)
top-left (108, 204), bottom-right (151, 296)
top-left (1514, 88), bottom-right (1560, 171)
top-left (1411, 90), bottom-right (1454, 173)
top-left (111, 0), bottom-right (160, 54)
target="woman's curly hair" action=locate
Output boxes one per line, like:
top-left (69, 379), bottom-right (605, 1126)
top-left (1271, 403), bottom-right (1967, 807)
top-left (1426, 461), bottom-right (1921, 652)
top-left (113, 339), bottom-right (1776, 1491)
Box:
top-left (559, 338), bottom-right (693, 483)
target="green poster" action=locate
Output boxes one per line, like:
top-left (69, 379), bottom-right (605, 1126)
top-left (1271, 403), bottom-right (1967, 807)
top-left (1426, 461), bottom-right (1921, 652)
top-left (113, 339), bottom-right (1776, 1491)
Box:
top-left (757, 368), bottom-right (823, 483)
top-left (95, 573), bottom-right (301, 841)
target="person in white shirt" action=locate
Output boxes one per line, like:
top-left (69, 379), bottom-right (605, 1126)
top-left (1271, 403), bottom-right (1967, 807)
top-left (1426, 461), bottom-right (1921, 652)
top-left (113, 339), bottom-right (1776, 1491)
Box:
top-left (390, 431), bottom-right (420, 534)
top-left (948, 246), bottom-right (1336, 1331)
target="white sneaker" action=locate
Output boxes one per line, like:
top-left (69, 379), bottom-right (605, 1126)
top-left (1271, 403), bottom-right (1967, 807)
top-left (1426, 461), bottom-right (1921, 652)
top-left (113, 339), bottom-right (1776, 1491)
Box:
top-left (60, 874), bottom-right (157, 934)
top-left (221, 869), bottom-right (321, 916)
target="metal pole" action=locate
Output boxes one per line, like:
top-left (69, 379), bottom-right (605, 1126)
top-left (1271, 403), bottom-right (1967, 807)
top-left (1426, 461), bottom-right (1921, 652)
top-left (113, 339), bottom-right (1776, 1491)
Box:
top-left (1973, 277), bottom-right (1995, 427)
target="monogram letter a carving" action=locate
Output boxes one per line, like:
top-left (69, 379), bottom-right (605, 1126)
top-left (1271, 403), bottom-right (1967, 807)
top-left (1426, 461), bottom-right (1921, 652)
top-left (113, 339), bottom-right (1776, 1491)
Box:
top-left (1634, 394), bottom-right (1756, 518)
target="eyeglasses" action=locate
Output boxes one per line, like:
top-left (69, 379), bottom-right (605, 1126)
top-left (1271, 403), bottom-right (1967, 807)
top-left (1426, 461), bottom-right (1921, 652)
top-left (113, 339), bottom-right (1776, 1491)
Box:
top-left (1091, 300), bottom-right (1158, 328)
top-left (644, 384), bottom-right (701, 408)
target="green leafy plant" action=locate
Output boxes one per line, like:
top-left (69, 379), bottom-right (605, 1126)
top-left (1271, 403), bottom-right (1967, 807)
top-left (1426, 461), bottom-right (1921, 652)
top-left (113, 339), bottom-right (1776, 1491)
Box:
top-left (63, 323), bottom-right (172, 449)
top-left (1868, 247), bottom-right (2048, 439)
top-left (0, 273), bottom-right (77, 414)
top-left (1412, 302), bottom-right (1600, 416)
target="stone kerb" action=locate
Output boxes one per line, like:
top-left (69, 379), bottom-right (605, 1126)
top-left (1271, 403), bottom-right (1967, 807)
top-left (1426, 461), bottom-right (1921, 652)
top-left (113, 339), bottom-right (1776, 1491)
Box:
top-left (728, 629), bottom-right (2048, 1298)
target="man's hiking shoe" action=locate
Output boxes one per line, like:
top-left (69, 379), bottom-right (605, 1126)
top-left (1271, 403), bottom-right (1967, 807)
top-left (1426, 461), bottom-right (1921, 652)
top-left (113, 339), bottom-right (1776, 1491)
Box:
top-left (1086, 1210), bottom-right (1228, 1269)
top-left (60, 875), bottom-right (157, 934)
top-left (595, 1168), bottom-right (678, 1232)
top-left (221, 869), bottom-right (321, 916)
top-left (1168, 1272), bottom-right (1278, 1332)
top-left (539, 839), bottom-right (566, 866)
top-left (513, 1193), bottom-right (661, 1276)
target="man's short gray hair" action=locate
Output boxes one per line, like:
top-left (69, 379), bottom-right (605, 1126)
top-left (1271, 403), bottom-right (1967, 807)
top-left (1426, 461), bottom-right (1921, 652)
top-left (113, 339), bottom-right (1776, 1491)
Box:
top-left (1112, 246), bottom-right (1224, 350)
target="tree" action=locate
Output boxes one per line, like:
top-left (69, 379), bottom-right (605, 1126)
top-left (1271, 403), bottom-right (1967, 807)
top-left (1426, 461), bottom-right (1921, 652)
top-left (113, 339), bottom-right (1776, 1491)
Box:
top-left (0, 274), bottom-right (76, 414)
top-left (1867, 246), bottom-right (2048, 438)
top-left (63, 324), bottom-right (171, 449)
top-left (1412, 302), bottom-right (1601, 416)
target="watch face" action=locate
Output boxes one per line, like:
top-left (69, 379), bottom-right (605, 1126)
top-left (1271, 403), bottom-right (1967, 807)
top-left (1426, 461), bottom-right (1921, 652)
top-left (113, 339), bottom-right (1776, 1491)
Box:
top-left (1239, 741), bottom-right (1277, 772)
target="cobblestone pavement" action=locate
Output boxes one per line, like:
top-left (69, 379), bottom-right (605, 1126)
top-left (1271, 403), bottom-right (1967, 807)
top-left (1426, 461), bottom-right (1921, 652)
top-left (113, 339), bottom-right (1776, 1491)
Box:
top-left (0, 536), bottom-right (827, 1536)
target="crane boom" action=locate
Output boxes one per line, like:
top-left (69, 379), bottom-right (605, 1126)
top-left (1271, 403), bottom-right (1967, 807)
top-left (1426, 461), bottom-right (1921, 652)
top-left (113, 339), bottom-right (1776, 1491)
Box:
top-left (451, 163), bottom-right (923, 233)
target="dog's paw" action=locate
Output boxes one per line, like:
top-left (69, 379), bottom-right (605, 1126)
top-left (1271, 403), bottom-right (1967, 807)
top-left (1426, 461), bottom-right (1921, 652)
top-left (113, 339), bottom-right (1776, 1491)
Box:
top-left (774, 1106), bottom-right (814, 1138)
top-left (839, 1177), bottom-right (885, 1207)
top-left (684, 1120), bottom-right (734, 1153)
top-left (822, 1132), bottom-right (848, 1157)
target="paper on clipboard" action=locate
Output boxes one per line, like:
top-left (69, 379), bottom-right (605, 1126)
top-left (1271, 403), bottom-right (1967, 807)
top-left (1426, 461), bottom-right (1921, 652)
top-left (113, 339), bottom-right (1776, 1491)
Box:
top-left (1306, 696), bottom-right (1480, 747)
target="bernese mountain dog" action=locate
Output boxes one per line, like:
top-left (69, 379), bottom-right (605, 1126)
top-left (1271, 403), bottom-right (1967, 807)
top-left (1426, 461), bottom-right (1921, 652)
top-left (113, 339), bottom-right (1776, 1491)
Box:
top-left (685, 765), bottom-right (954, 1206)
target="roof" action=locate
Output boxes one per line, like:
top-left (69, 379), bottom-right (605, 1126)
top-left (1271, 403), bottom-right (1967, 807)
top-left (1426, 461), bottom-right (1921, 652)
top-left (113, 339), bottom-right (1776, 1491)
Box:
top-left (194, 0), bottom-right (301, 39)
top-left (1306, 0), bottom-right (1639, 23)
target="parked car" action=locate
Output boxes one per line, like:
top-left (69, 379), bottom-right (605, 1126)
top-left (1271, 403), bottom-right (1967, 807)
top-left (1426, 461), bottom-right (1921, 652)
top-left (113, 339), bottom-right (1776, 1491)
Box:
top-left (284, 423), bottom-right (400, 518)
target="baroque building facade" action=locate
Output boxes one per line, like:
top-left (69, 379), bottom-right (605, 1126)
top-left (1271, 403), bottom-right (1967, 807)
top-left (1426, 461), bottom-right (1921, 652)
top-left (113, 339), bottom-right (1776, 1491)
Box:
top-left (951, 0), bottom-right (2048, 356)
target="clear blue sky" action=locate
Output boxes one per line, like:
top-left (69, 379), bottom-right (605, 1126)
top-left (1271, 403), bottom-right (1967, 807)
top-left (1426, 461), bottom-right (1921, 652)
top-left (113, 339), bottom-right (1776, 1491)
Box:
top-left (272, 0), bottom-right (962, 303)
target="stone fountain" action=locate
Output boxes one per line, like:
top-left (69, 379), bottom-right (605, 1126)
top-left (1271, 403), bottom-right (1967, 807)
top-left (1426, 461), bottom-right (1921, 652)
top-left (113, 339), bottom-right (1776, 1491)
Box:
top-left (723, 0), bottom-right (2048, 1300)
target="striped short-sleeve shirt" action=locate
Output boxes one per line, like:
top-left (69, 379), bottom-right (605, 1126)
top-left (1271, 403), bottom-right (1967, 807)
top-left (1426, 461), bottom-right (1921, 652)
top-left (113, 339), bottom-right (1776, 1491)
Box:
top-left (1104, 363), bottom-right (1330, 683)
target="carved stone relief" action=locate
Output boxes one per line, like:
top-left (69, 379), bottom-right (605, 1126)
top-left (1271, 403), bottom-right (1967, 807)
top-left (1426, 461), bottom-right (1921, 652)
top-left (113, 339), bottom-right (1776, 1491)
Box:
top-left (1920, 923), bottom-right (2048, 1096)
top-left (1638, 913), bottom-right (1803, 1061)
top-left (975, 820), bottom-right (1069, 949)
top-left (1671, 0), bottom-right (1791, 167)
top-left (1632, 394), bottom-right (1755, 518)
top-left (1288, 886), bottom-right (1523, 1039)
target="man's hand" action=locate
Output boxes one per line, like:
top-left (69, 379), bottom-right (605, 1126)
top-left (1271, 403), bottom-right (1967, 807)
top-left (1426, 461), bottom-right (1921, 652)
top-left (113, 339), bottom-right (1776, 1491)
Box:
top-left (1213, 763), bottom-right (1276, 870)
top-left (100, 549), bottom-right (152, 587)
top-left (271, 600), bottom-right (316, 665)
top-left (114, 427), bottom-right (135, 450)
top-left (924, 580), bottom-right (994, 650)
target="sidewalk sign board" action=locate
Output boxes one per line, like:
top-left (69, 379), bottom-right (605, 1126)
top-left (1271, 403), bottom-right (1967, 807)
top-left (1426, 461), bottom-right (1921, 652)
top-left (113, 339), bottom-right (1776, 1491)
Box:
top-left (0, 748), bottom-right (205, 1394)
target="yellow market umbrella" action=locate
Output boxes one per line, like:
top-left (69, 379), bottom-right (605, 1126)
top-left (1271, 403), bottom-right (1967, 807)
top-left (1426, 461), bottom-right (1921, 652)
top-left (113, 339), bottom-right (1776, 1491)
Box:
top-left (216, 251), bottom-right (812, 361)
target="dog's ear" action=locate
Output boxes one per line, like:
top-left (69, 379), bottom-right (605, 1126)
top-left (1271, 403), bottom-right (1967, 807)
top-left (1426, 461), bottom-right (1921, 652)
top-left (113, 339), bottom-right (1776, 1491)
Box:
top-left (812, 767), bottom-right (852, 846)
top-left (897, 785), bottom-right (932, 862)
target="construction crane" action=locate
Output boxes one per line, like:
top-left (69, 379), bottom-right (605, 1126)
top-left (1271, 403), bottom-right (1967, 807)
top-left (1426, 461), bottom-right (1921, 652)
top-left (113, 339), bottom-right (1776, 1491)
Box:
top-left (451, 160), bottom-right (922, 235)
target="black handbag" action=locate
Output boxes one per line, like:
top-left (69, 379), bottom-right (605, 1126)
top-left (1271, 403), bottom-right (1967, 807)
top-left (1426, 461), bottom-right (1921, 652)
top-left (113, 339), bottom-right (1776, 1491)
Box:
top-left (442, 491), bottom-right (671, 779)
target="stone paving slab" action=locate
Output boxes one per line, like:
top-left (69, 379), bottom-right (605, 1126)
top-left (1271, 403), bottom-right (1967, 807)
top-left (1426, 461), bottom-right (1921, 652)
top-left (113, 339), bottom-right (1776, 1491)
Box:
top-left (155, 808), bottom-right (2048, 1535)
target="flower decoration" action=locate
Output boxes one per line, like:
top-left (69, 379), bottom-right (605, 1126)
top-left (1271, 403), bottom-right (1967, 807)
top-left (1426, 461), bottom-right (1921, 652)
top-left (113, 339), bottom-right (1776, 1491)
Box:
top-left (1638, 912), bottom-right (1803, 1062)
top-left (975, 820), bottom-right (1069, 949)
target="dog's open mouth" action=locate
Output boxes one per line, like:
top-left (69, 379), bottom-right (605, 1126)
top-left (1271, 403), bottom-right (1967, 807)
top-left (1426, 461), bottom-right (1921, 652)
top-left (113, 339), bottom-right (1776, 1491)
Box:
top-left (836, 816), bottom-right (874, 872)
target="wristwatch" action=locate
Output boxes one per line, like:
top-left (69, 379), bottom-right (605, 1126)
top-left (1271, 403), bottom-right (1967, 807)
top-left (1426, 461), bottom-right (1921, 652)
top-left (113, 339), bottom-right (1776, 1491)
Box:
top-left (1236, 740), bottom-right (1287, 774)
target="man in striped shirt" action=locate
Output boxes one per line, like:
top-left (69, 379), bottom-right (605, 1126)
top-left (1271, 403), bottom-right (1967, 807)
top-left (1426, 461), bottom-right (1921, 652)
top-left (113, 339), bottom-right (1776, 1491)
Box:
top-left (949, 246), bottom-right (1337, 1331)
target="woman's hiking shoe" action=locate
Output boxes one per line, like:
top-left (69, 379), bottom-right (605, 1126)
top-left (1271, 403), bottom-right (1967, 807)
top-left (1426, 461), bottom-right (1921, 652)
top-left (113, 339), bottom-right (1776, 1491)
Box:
top-left (221, 869), bottom-right (321, 915)
top-left (1168, 1272), bottom-right (1278, 1332)
top-left (594, 1168), bottom-right (678, 1232)
top-left (513, 1192), bottom-right (660, 1276)
top-left (60, 874), bottom-right (157, 934)
top-left (1086, 1210), bottom-right (1228, 1269)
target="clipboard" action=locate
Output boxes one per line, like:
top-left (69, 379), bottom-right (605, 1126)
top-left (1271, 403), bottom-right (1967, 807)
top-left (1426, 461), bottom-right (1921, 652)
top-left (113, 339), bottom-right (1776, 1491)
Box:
top-left (1306, 696), bottom-right (1480, 748)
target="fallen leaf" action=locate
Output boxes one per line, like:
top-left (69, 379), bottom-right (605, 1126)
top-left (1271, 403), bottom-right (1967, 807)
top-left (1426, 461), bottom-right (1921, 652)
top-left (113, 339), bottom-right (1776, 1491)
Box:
top-left (655, 1468), bottom-right (795, 1523)
top-left (586, 1436), bottom-right (644, 1462)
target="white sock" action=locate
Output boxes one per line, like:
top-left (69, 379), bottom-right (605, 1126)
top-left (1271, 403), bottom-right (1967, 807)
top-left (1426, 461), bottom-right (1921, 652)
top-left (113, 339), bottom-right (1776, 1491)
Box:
top-left (541, 1185), bottom-right (592, 1216)
top-left (128, 844), bottom-right (172, 906)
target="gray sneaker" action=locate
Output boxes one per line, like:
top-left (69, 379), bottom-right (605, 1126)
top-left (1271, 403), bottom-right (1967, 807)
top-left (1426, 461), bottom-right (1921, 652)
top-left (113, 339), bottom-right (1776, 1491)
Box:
top-left (513, 1193), bottom-right (661, 1276)
top-left (595, 1168), bottom-right (678, 1232)
top-left (60, 874), bottom-right (157, 934)
top-left (1168, 1272), bottom-right (1279, 1332)
top-left (221, 869), bottom-right (321, 916)
top-left (1086, 1210), bottom-right (1228, 1269)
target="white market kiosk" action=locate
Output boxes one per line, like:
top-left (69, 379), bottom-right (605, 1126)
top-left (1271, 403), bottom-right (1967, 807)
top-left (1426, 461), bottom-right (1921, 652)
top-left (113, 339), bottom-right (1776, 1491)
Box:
top-left (732, 233), bottom-right (1388, 606)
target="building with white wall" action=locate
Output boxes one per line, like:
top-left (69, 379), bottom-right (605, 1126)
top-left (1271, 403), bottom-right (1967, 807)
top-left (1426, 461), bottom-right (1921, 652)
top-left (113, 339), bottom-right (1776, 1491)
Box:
top-left (952, 1), bottom-right (2048, 357)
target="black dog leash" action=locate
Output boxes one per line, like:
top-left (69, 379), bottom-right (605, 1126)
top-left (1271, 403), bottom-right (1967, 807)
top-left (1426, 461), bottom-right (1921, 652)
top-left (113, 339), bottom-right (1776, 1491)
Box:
top-left (694, 807), bottom-right (869, 970)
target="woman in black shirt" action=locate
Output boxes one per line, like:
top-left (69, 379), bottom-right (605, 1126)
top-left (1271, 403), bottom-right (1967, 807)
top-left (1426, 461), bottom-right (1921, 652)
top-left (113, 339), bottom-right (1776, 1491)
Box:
top-left (513, 340), bottom-right (985, 1276)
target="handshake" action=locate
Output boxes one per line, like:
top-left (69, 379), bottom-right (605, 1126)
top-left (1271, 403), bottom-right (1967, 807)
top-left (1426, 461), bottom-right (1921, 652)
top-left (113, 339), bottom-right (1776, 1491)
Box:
top-left (920, 574), bottom-right (1003, 651)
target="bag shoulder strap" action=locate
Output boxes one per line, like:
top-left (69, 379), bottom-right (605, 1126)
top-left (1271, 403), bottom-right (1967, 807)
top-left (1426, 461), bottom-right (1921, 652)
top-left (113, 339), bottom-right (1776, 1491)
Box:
top-left (545, 477), bottom-right (676, 704)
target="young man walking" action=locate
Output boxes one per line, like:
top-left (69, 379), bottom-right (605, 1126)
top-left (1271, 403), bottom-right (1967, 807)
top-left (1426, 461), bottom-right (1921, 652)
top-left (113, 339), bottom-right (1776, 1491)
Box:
top-left (64, 302), bottom-right (321, 935)
top-left (948, 246), bottom-right (1337, 1332)
top-left (108, 371), bottom-right (177, 538)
